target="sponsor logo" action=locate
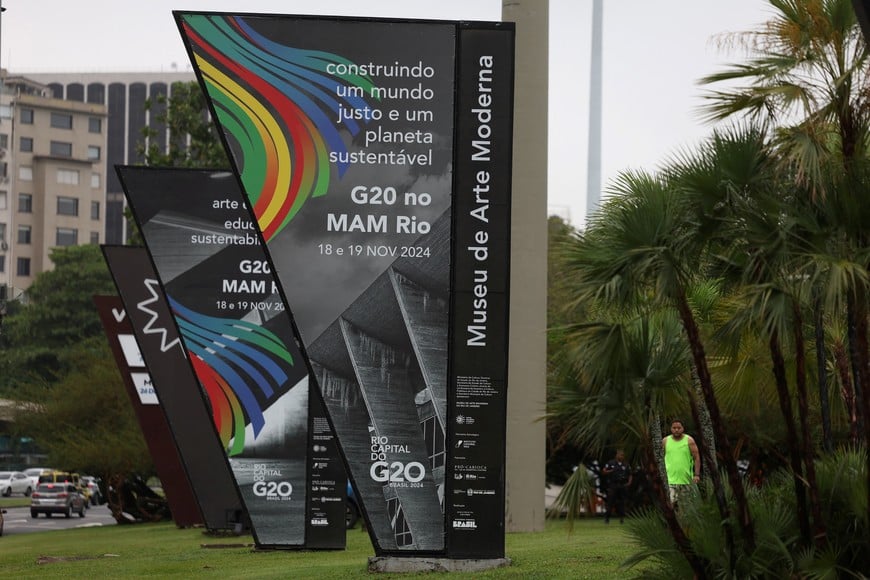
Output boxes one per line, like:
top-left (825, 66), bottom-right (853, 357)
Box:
top-left (310, 518), bottom-right (329, 526)
top-left (252, 481), bottom-right (293, 500)
top-left (452, 519), bottom-right (477, 529)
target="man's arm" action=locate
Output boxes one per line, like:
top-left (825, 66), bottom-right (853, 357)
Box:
top-left (688, 436), bottom-right (701, 482)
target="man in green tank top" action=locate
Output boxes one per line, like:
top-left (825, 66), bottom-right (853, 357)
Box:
top-left (662, 418), bottom-right (700, 506)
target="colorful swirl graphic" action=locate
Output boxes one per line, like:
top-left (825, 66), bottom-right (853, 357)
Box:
top-left (168, 296), bottom-right (294, 455)
top-left (181, 14), bottom-right (376, 241)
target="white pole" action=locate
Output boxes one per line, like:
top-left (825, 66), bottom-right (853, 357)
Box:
top-left (586, 0), bottom-right (603, 219)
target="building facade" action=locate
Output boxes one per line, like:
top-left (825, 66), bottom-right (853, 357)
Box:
top-left (0, 73), bottom-right (107, 296)
top-left (21, 72), bottom-right (196, 246)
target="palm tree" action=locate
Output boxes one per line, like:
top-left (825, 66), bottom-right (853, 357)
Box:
top-left (699, 0), bottom-right (870, 530)
top-left (547, 298), bottom-right (709, 576)
top-left (559, 162), bottom-right (756, 557)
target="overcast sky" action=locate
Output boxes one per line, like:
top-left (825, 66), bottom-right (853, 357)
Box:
top-left (2, 0), bottom-right (774, 225)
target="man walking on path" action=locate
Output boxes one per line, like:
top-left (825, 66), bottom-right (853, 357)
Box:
top-left (662, 418), bottom-right (701, 507)
top-left (602, 449), bottom-right (632, 523)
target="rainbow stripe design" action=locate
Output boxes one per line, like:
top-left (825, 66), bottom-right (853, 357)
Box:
top-left (168, 296), bottom-right (295, 456)
top-left (181, 14), bottom-right (376, 241)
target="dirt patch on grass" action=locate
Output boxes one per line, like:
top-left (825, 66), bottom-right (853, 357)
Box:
top-left (37, 554), bottom-right (120, 565)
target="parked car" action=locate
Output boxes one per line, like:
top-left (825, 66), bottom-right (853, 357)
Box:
top-left (0, 471), bottom-right (33, 497)
top-left (30, 483), bottom-right (86, 518)
top-left (81, 475), bottom-right (104, 505)
top-left (37, 472), bottom-right (90, 507)
top-left (23, 467), bottom-right (54, 489)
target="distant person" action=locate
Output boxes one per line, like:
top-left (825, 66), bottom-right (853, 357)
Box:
top-left (662, 419), bottom-right (700, 507)
top-left (601, 449), bottom-right (632, 524)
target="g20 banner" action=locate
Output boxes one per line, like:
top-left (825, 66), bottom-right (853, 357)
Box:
top-left (176, 12), bottom-right (514, 558)
top-left (117, 169), bottom-right (346, 549)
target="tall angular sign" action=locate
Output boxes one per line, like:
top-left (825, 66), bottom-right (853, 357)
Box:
top-left (117, 170), bottom-right (346, 549)
top-left (93, 294), bottom-right (203, 528)
top-left (176, 12), bottom-right (514, 558)
top-left (101, 246), bottom-right (246, 532)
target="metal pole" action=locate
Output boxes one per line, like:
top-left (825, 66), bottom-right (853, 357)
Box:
top-left (586, 0), bottom-right (603, 219)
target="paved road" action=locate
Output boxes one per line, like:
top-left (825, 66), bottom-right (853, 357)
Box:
top-left (2, 504), bottom-right (117, 535)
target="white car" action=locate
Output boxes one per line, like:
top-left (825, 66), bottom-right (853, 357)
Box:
top-left (0, 471), bottom-right (33, 496)
top-left (23, 468), bottom-right (53, 489)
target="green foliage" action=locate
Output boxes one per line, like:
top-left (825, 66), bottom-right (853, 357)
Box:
top-left (0, 244), bottom-right (116, 393)
top-left (12, 337), bottom-right (153, 479)
top-left (138, 81), bottom-right (230, 169)
top-left (548, 465), bottom-right (599, 524)
top-left (623, 449), bottom-right (868, 578)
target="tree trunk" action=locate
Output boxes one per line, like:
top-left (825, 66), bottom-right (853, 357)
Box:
top-left (643, 443), bottom-right (709, 579)
top-left (769, 330), bottom-right (812, 546)
top-left (846, 294), bottom-right (866, 439)
top-left (813, 294), bottom-right (833, 453)
top-left (832, 341), bottom-right (859, 445)
top-left (675, 289), bottom-right (756, 552)
top-left (846, 288), bottom-right (870, 528)
top-left (687, 388), bottom-right (735, 568)
top-left (792, 300), bottom-right (826, 547)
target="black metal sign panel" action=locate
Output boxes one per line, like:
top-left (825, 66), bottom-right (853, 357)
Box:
top-left (176, 11), bottom-right (514, 558)
top-left (446, 25), bottom-right (514, 559)
top-left (94, 294), bottom-right (203, 528)
top-left (100, 246), bottom-right (245, 531)
top-left (117, 168), bottom-right (345, 549)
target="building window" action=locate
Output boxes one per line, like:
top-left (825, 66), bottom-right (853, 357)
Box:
top-left (17, 257), bottom-right (31, 277)
top-left (19, 166), bottom-right (33, 181)
top-left (88, 117), bottom-right (102, 133)
top-left (18, 194), bottom-right (32, 213)
top-left (20, 136), bottom-right (33, 152)
top-left (90, 231), bottom-right (100, 244)
top-left (20, 109), bottom-right (34, 124)
top-left (87, 145), bottom-right (101, 161)
top-left (421, 414), bottom-right (446, 470)
top-left (0, 191), bottom-right (6, 210)
top-left (386, 498), bottom-right (413, 547)
top-left (0, 222), bottom-right (6, 242)
top-left (0, 105), bottom-right (10, 120)
top-left (90, 173), bottom-right (101, 188)
top-left (0, 133), bottom-right (7, 148)
top-left (90, 201), bottom-right (100, 220)
top-left (0, 255), bottom-right (5, 274)
top-left (50, 112), bottom-right (73, 129)
top-left (50, 141), bottom-right (73, 157)
top-left (18, 225), bottom-right (31, 244)
top-left (57, 196), bottom-right (79, 216)
top-left (56, 227), bottom-right (78, 246)
top-left (57, 169), bottom-right (80, 185)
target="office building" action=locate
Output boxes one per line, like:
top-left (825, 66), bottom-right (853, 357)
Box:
top-left (21, 72), bottom-right (196, 246)
top-left (0, 72), bottom-right (106, 296)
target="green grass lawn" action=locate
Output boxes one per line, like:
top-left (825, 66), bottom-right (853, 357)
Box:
top-left (0, 497), bottom-right (32, 509)
top-left (0, 516), bottom-right (650, 578)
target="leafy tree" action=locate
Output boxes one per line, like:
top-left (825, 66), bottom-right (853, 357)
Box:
top-left (138, 81), bottom-right (230, 169)
top-left (1, 245), bottom-right (166, 522)
top-left (0, 244), bottom-right (116, 393)
top-left (12, 337), bottom-right (161, 522)
top-left (700, 0), bottom-right (870, 536)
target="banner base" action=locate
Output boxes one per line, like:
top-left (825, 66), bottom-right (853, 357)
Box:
top-left (367, 556), bottom-right (512, 573)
